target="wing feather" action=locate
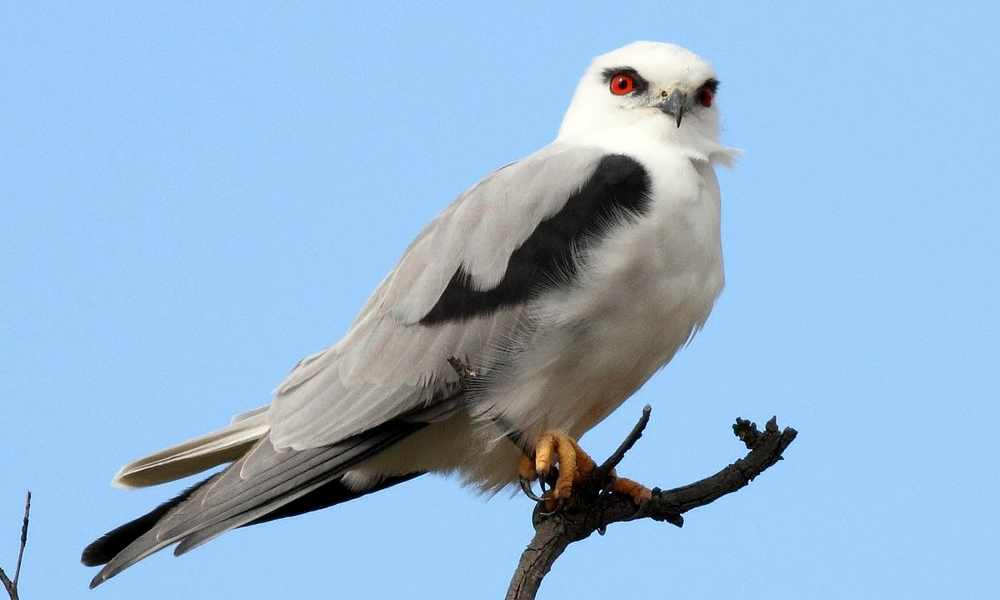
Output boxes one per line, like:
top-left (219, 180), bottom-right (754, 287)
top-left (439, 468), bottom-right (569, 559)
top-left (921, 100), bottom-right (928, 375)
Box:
top-left (265, 145), bottom-right (606, 451)
top-left (112, 409), bottom-right (269, 489)
top-left (91, 421), bottom-right (420, 586)
top-left (86, 145), bottom-right (658, 584)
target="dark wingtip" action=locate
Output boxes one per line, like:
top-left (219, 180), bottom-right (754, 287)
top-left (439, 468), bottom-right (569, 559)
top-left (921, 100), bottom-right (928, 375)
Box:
top-left (81, 533), bottom-right (116, 567)
top-left (81, 476), bottom-right (210, 570)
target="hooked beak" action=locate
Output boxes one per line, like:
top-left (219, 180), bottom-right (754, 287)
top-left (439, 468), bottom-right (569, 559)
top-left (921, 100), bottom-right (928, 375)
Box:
top-left (657, 89), bottom-right (686, 127)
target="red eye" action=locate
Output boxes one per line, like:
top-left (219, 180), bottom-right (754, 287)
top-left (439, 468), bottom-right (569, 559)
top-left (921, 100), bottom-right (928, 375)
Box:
top-left (697, 84), bottom-right (715, 107)
top-left (698, 87), bottom-right (714, 107)
top-left (610, 73), bottom-right (635, 95)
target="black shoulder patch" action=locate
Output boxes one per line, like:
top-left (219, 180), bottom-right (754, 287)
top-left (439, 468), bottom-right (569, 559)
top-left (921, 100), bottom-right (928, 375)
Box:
top-left (420, 154), bottom-right (651, 325)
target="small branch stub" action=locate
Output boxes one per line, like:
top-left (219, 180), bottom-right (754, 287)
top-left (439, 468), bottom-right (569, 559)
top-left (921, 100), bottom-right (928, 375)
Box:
top-left (594, 404), bottom-right (651, 481)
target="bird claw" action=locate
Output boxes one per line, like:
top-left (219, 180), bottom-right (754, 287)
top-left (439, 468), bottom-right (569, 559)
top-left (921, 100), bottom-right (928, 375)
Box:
top-left (517, 431), bottom-right (649, 512)
top-left (520, 474), bottom-right (567, 515)
top-left (518, 476), bottom-right (545, 502)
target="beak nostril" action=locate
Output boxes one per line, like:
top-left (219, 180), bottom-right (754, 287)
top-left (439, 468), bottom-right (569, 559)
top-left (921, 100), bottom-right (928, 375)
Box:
top-left (657, 89), bottom-right (686, 127)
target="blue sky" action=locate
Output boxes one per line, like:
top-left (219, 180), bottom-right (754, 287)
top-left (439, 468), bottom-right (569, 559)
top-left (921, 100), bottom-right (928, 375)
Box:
top-left (2, 2), bottom-right (998, 599)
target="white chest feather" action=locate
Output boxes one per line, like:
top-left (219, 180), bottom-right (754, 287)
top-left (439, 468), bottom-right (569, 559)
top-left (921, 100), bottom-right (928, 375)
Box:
top-left (345, 146), bottom-right (726, 493)
top-left (484, 148), bottom-right (724, 441)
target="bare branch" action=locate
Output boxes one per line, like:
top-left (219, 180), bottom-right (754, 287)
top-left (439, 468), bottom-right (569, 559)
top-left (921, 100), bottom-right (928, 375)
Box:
top-left (0, 564), bottom-right (12, 600)
top-left (14, 492), bottom-right (29, 589)
top-left (593, 404), bottom-right (651, 481)
top-left (505, 414), bottom-right (797, 600)
top-left (1, 491), bottom-right (31, 600)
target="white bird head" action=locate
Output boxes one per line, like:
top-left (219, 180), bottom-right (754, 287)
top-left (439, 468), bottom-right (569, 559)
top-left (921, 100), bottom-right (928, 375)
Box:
top-left (558, 42), bottom-right (728, 159)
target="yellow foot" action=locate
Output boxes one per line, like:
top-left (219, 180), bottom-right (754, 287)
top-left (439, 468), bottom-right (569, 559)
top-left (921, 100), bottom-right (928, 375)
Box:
top-left (534, 432), bottom-right (596, 500)
top-left (607, 474), bottom-right (653, 504)
top-left (517, 431), bottom-right (650, 507)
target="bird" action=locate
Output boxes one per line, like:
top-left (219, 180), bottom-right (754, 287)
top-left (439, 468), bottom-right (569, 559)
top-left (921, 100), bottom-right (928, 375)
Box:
top-left (82, 41), bottom-right (739, 587)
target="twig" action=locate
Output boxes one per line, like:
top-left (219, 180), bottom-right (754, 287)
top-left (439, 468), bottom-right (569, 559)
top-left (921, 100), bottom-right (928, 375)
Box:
top-left (14, 492), bottom-right (29, 589)
top-left (593, 404), bottom-right (651, 480)
top-left (505, 413), bottom-right (797, 600)
top-left (0, 491), bottom-right (31, 600)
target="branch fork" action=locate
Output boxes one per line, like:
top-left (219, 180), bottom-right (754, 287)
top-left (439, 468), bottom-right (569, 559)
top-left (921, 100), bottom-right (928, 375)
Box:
top-left (505, 410), bottom-right (797, 600)
top-left (0, 491), bottom-right (31, 600)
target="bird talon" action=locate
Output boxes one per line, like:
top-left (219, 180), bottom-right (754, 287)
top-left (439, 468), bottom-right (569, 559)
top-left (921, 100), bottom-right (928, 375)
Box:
top-left (520, 432), bottom-right (650, 507)
top-left (522, 431), bottom-right (598, 502)
top-left (518, 477), bottom-right (545, 502)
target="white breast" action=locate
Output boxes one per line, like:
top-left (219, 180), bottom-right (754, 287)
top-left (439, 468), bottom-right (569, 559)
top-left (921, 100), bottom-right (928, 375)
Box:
top-left (482, 142), bottom-right (724, 442)
top-left (343, 142), bottom-right (725, 494)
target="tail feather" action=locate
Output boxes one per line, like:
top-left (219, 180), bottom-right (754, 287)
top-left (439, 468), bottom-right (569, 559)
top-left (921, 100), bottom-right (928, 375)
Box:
top-left (113, 410), bottom-right (269, 489)
top-left (84, 420), bottom-right (425, 588)
top-left (81, 476), bottom-right (212, 567)
top-left (245, 470), bottom-right (421, 525)
top-left (176, 473), bottom-right (424, 555)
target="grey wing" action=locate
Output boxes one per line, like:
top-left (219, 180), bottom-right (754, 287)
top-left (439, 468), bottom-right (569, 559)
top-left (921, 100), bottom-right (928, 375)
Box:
top-left (84, 144), bottom-right (655, 585)
top-left (88, 419), bottom-right (423, 586)
top-left (264, 144), bottom-right (607, 451)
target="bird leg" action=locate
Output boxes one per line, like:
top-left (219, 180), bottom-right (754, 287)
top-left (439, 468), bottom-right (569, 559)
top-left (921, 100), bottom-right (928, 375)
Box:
top-left (517, 431), bottom-right (652, 507)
